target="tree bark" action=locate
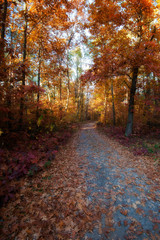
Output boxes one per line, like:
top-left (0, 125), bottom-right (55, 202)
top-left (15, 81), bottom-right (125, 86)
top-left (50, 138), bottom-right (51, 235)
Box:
top-left (36, 47), bottom-right (41, 120)
top-left (1, 0), bottom-right (8, 38)
top-left (80, 83), bottom-right (84, 121)
top-left (59, 76), bottom-right (62, 119)
top-left (65, 33), bottom-right (73, 112)
top-left (6, 29), bottom-right (14, 131)
top-left (125, 67), bottom-right (139, 137)
top-left (75, 64), bottom-right (80, 118)
top-left (19, 0), bottom-right (27, 129)
top-left (0, 0), bottom-right (8, 84)
top-left (53, 85), bottom-right (56, 103)
top-left (59, 77), bottom-right (62, 102)
top-left (85, 84), bottom-right (89, 120)
top-left (111, 78), bottom-right (116, 126)
top-left (104, 80), bottom-right (107, 125)
top-left (0, 1), bottom-right (11, 130)
top-left (65, 55), bottom-right (70, 112)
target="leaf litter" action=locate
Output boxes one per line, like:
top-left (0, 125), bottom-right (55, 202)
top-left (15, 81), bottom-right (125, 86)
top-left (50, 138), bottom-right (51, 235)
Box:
top-left (1, 122), bottom-right (160, 239)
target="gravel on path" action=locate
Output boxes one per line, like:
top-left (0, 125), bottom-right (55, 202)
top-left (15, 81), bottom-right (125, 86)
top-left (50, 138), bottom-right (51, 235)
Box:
top-left (77, 122), bottom-right (160, 240)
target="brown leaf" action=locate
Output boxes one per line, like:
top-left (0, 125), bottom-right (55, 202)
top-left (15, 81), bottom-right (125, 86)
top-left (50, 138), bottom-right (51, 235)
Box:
top-left (124, 220), bottom-right (128, 226)
top-left (118, 221), bottom-right (121, 226)
top-left (98, 222), bottom-right (102, 234)
top-left (120, 209), bottom-right (128, 216)
top-left (136, 208), bottom-right (143, 215)
top-left (77, 202), bottom-right (83, 211)
top-left (137, 230), bottom-right (143, 235)
top-left (26, 229), bottom-right (32, 234)
top-left (152, 219), bottom-right (160, 223)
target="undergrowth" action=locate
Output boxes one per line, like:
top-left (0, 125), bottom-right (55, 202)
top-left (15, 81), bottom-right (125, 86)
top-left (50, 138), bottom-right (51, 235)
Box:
top-left (97, 123), bottom-right (160, 165)
top-left (0, 122), bottom-right (79, 207)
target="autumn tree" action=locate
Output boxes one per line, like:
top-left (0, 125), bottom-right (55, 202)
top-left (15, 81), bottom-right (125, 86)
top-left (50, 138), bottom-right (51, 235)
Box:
top-left (0, 0), bottom-right (84, 132)
top-left (86, 0), bottom-right (160, 136)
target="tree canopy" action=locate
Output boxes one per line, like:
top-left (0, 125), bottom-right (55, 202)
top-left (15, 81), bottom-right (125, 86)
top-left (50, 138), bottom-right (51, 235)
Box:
top-left (0, 0), bottom-right (159, 135)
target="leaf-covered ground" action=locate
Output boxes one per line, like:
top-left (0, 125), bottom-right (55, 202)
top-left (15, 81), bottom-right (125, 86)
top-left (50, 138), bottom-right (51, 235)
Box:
top-left (97, 124), bottom-right (160, 164)
top-left (1, 122), bottom-right (160, 239)
top-left (0, 127), bottom-right (75, 205)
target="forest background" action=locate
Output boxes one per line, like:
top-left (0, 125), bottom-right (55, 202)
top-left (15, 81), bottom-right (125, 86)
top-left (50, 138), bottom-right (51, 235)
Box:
top-left (0, 0), bottom-right (160, 204)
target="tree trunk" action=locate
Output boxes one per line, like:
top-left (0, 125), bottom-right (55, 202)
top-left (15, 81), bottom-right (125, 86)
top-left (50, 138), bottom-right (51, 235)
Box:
top-left (19, 0), bottom-right (27, 129)
top-left (111, 78), bottom-right (116, 126)
top-left (59, 77), bottom-right (62, 102)
top-left (125, 67), bottom-right (138, 137)
top-left (153, 75), bottom-right (159, 115)
top-left (104, 80), bottom-right (107, 125)
top-left (36, 47), bottom-right (41, 120)
top-left (0, 1), bottom-right (11, 130)
top-left (0, 0), bottom-right (8, 96)
top-left (7, 29), bottom-right (14, 131)
top-left (0, 0), bottom-right (8, 66)
top-left (59, 76), bottom-right (63, 119)
top-left (80, 84), bottom-right (84, 121)
top-left (65, 58), bottom-right (70, 112)
top-left (75, 63), bottom-right (80, 118)
top-left (53, 85), bottom-right (56, 103)
top-left (85, 84), bottom-right (89, 120)
top-left (65, 33), bottom-right (73, 111)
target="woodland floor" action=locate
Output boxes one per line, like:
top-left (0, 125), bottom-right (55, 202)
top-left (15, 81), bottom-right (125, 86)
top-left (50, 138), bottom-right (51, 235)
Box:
top-left (1, 122), bottom-right (160, 240)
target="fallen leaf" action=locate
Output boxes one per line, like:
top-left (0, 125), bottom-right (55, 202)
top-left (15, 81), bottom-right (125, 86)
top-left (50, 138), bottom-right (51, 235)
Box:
top-left (124, 220), bottom-right (128, 226)
top-left (152, 219), bottom-right (160, 223)
top-left (120, 209), bottom-right (128, 216)
top-left (118, 221), bottom-right (121, 226)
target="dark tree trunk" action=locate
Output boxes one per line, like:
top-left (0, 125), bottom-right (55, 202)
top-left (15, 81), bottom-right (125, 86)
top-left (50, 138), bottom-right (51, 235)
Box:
top-left (59, 77), bottom-right (62, 120)
top-left (80, 84), bottom-right (84, 121)
top-left (85, 84), bottom-right (89, 120)
top-left (0, 1), bottom-right (10, 130)
top-left (125, 67), bottom-right (139, 137)
top-left (19, 1), bottom-right (27, 129)
top-left (53, 85), bottom-right (56, 103)
top-left (104, 80), bottom-right (107, 125)
top-left (75, 63), bottom-right (80, 118)
top-left (65, 54), bottom-right (70, 112)
top-left (144, 74), bottom-right (151, 124)
top-left (59, 77), bottom-right (62, 102)
top-left (7, 29), bottom-right (14, 131)
top-left (1, 0), bottom-right (8, 38)
top-left (111, 78), bottom-right (116, 126)
top-left (0, 0), bottom-right (8, 80)
top-left (6, 86), bottom-right (12, 130)
top-left (36, 47), bottom-right (41, 120)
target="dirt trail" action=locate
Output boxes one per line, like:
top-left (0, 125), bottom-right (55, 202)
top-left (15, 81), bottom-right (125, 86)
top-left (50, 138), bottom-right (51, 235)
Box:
top-left (1, 122), bottom-right (160, 240)
top-left (76, 122), bottom-right (160, 239)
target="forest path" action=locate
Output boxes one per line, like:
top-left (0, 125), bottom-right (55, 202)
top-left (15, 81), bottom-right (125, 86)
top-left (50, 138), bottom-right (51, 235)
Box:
top-left (1, 122), bottom-right (160, 240)
top-left (76, 122), bottom-right (160, 239)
